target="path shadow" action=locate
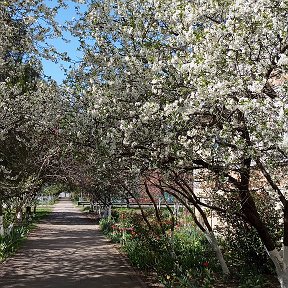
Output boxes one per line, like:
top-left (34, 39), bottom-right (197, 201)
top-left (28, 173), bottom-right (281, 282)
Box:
top-left (0, 199), bottom-right (145, 288)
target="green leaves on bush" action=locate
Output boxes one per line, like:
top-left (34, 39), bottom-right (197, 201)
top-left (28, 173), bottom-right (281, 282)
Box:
top-left (99, 209), bottom-right (216, 287)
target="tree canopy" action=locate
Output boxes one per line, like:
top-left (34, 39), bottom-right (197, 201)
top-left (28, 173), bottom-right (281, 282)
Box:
top-left (1, 0), bottom-right (288, 286)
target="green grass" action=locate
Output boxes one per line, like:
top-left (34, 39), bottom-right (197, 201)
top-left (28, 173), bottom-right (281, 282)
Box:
top-left (35, 205), bottom-right (53, 215)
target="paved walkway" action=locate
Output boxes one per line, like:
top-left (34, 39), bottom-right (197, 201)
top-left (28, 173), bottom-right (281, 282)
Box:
top-left (0, 199), bottom-right (146, 288)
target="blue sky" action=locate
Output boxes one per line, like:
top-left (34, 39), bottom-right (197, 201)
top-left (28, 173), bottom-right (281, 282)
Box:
top-left (42, 0), bottom-right (88, 84)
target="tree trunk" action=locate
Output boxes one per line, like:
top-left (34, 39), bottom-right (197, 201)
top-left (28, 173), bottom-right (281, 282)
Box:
top-left (108, 204), bottom-right (112, 219)
top-left (205, 231), bottom-right (229, 275)
top-left (16, 206), bottom-right (23, 222)
top-left (90, 202), bottom-right (94, 212)
top-left (7, 223), bottom-right (13, 236)
top-left (268, 248), bottom-right (288, 288)
top-left (161, 185), bottom-right (230, 275)
top-left (0, 201), bottom-right (4, 237)
top-left (278, 273), bottom-right (288, 288)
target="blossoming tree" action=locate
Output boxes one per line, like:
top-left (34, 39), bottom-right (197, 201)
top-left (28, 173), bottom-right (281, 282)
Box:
top-left (71, 0), bottom-right (288, 285)
top-left (0, 0), bottom-right (68, 234)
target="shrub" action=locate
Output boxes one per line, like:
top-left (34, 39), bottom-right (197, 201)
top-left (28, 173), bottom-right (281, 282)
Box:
top-left (99, 218), bottom-right (115, 235)
top-left (215, 192), bottom-right (281, 276)
top-left (123, 218), bottom-right (216, 287)
top-left (101, 208), bottom-right (217, 287)
top-left (0, 207), bottom-right (51, 261)
top-left (123, 238), bottom-right (155, 271)
top-left (125, 230), bottom-right (215, 287)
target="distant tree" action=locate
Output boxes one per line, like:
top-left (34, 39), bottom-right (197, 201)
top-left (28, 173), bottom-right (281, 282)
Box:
top-left (0, 0), bottom-right (66, 234)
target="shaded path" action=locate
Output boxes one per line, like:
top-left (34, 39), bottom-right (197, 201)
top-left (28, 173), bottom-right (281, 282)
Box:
top-left (0, 199), bottom-right (146, 288)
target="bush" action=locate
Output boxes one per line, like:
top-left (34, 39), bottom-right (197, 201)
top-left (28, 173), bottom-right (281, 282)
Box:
top-left (120, 209), bottom-right (216, 287)
top-left (122, 227), bottom-right (215, 287)
top-left (100, 209), bottom-right (217, 287)
top-left (99, 218), bottom-right (115, 235)
top-left (0, 225), bottom-right (28, 259)
top-left (0, 207), bottom-right (52, 261)
top-left (216, 192), bottom-right (281, 276)
top-left (123, 238), bottom-right (155, 271)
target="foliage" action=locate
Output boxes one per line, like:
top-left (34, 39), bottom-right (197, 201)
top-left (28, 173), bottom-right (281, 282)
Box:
top-left (238, 270), bottom-right (268, 288)
top-left (215, 191), bottom-right (282, 275)
top-left (0, 205), bottom-right (52, 261)
top-left (124, 227), bottom-right (216, 287)
top-left (100, 209), bottom-right (216, 287)
top-left (41, 184), bottom-right (68, 196)
top-left (1, 0), bottom-right (288, 285)
top-left (0, 226), bottom-right (29, 260)
top-left (99, 218), bottom-right (116, 235)
top-left (0, 0), bottom-right (69, 208)
top-left (70, 0), bottom-right (288, 284)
